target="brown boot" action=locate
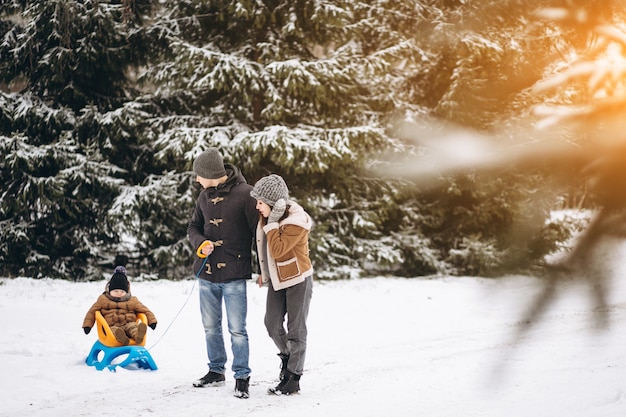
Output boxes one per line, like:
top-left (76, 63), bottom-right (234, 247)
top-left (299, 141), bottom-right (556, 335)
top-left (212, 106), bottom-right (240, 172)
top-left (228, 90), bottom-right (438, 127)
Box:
top-left (113, 327), bottom-right (130, 345)
top-left (133, 323), bottom-right (147, 343)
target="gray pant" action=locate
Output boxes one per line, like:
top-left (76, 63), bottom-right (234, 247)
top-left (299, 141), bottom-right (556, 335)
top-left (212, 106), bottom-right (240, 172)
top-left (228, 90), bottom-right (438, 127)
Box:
top-left (265, 275), bottom-right (313, 376)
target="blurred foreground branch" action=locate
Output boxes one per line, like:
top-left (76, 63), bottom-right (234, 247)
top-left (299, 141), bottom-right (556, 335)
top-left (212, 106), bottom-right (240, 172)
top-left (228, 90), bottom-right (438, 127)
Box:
top-left (378, 2), bottom-right (626, 340)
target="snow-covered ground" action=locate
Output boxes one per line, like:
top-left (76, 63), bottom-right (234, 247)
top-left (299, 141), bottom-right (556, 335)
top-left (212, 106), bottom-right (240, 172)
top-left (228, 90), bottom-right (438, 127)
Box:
top-left (2, 241), bottom-right (626, 417)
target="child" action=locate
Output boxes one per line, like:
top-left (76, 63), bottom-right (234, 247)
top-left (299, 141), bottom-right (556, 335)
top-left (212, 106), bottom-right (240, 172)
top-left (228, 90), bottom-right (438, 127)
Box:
top-left (250, 174), bottom-right (314, 395)
top-left (82, 266), bottom-right (157, 345)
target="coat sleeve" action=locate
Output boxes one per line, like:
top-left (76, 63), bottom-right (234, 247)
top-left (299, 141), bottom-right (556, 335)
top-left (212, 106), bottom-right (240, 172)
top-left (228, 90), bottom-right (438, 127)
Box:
top-left (132, 298), bottom-right (157, 325)
top-left (244, 192), bottom-right (259, 235)
top-left (187, 201), bottom-right (207, 250)
top-left (82, 298), bottom-right (103, 328)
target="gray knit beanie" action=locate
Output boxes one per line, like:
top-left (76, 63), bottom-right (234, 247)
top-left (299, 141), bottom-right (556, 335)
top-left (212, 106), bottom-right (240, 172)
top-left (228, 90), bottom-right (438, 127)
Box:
top-left (250, 174), bottom-right (290, 207)
top-left (193, 148), bottom-right (227, 179)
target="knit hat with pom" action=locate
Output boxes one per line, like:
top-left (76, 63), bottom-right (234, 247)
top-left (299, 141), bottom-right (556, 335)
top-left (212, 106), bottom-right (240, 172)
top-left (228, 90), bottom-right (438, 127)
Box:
top-left (250, 174), bottom-right (289, 207)
top-left (108, 266), bottom-right (129, 292)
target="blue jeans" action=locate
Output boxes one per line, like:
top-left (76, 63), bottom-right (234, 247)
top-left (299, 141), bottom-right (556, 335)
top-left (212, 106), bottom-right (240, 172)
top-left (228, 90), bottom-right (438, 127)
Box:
top-left (199, 279), bottom-right (251, 379)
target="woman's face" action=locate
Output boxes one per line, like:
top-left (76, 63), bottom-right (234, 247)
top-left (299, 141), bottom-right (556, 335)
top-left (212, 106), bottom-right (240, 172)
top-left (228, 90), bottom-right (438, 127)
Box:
top-left (255, 200), bottom-right (271, 218)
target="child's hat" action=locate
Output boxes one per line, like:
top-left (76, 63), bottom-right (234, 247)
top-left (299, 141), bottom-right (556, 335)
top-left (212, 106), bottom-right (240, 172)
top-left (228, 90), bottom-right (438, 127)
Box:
top-left (109, 266), bottom-right (129, 292)
top-left (193, 148), bottom-right (227, 179)
top-left (250, 174), bottom-right (289, 207)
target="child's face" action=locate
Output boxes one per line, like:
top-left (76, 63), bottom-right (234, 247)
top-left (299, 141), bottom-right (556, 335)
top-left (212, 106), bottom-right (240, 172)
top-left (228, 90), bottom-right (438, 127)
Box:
top-left (255, 200), bottom-right (271, 218)
top-left (110, 289), bottom-right (127, 297)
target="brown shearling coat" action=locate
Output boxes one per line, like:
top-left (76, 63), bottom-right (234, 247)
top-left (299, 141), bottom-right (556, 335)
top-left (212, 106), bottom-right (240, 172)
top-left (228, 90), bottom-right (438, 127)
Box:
top-left (256, 201), bottom-right (313, 290)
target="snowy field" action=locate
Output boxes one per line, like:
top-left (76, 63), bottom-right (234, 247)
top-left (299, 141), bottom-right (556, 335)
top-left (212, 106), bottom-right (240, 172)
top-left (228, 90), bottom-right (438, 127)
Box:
top-left (2, 241), bottom-right (626, 417)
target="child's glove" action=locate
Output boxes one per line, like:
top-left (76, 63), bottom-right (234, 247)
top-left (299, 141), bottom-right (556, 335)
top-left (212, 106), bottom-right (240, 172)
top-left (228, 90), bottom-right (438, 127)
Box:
top-left (83, 327), bottom-right (91, 334)
top-left (268, 198), bottom-right (287, 223)
top-left (149, 323), bottom-right (157, 330)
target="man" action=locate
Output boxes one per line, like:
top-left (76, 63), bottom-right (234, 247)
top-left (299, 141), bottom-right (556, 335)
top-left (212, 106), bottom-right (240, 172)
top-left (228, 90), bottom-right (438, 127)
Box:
top-left (187, 147), bottom-right (258, 399)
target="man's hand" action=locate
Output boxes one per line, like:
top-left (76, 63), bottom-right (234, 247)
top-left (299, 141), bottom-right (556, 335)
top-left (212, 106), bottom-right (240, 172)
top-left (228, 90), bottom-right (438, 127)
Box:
top-left (197, 240), bottom-right (214, 258)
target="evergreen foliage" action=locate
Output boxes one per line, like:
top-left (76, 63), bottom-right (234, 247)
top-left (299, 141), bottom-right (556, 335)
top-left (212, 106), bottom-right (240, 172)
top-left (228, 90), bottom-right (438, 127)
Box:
top-left (0, 0), bottom-right (616, 279)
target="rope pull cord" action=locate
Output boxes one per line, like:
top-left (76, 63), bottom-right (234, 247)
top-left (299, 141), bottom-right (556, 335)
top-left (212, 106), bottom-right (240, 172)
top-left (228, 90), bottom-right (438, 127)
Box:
top-left (145, 256), bottom-right (208, 351)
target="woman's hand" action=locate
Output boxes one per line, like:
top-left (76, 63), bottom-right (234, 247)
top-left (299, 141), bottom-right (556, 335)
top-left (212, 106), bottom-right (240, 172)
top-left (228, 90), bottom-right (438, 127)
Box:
top-left (268, 198), bottom-right (287, 223)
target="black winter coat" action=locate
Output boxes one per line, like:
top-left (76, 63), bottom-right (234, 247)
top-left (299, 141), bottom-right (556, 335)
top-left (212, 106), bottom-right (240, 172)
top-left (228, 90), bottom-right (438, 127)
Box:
top-left (188, 164), bottom-right (258, 283)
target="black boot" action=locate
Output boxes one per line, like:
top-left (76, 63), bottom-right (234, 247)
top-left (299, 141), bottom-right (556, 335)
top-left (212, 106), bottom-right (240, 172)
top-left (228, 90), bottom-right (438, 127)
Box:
top-left (234, 377), bottom-right (250, 399)
top-left (268, 370), bottom-right (300, 395)
top-left (278, 353), bottom-right (289, 380)
top-left (193, 371), bottom-right (225, 387)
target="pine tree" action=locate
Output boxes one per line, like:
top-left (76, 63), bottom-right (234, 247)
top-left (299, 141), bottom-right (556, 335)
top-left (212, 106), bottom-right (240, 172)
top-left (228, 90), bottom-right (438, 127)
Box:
top-left (1, 0), bottom-right (601, 280)
top-left (138, 0), bottom-right (429, 278)
top-left (0, 0), bottom-right (167, 278)
top-left (375, 0), bottom-right (576, 276)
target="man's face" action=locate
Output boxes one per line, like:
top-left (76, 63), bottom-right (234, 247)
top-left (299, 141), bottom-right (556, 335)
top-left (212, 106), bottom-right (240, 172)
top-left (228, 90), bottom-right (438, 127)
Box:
top-left (196, 175), bottom-right (221, 189)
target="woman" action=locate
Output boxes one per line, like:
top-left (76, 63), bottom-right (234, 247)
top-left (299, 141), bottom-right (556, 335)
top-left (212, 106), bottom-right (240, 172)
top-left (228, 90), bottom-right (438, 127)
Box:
top-left (250, 174), bottom-right (313, 395)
